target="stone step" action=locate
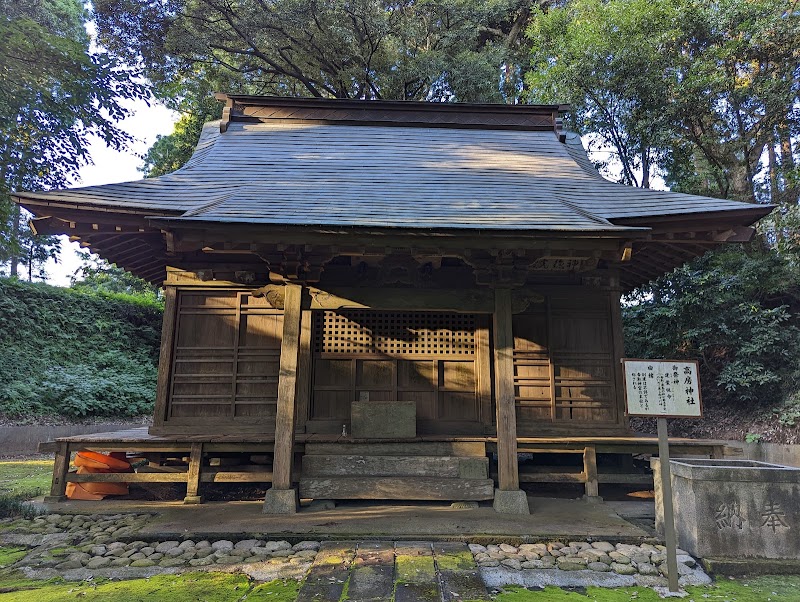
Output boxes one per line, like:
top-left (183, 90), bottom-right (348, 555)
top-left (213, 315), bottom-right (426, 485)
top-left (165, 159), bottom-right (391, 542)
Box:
top-left (434, 542), bottom-right (490, 602)
top-left (299, 476), bottom-right (495, 501)
top-left (394, 542), bottom-right (440, 602)
top-left (302, 454), bottom-right (489, 479)
top-left (304, 441), bottom-right (486, 457)
top-left (296, 541), bottom-right (489, 602)
top-left (346, 541), bottom-right (395, 602)
top-left (296, 541), bottom-right (357, 602)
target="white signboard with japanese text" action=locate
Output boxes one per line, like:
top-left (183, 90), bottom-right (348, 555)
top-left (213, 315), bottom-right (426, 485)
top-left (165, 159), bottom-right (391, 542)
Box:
top-left (622, 359), bottom-right (703, 418)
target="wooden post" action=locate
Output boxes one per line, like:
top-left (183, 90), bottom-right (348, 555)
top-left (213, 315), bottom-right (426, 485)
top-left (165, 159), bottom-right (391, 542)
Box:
top-left (609, 289), bottom-right (627, 430)
top-left (45, 442), bottom-right (70, 502)
top-left (184, 443), bottom-right (204, 504)
top-left (263, 283), bottom-right (303, 514)
top-left (583, 445), bottom-right (601, 501)
top-left (492, 288), bottom-right (529, 514)
top-left (294, 310), bottom-right (312, 433)
top-left (152, 286), bottom-right (178, 430)
top-left (657, 418), bottom-right (680, 592)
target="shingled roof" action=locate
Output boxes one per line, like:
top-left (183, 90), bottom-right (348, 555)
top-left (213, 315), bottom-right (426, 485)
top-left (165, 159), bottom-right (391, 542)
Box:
top-left (15, 96), bottom-right (768, 233)
top-left (13, 95), bottom-right (773, 288)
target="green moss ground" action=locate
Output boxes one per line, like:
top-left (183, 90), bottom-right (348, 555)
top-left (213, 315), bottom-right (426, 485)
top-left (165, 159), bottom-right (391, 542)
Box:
top-left (0, 573), bottom-right (300, 601)
top-left (0, 461), bottom-right (52, 497)
top-left (488, 575), bottom-right (800, 601)
top-left (0, 571), bottom-right (798, 601)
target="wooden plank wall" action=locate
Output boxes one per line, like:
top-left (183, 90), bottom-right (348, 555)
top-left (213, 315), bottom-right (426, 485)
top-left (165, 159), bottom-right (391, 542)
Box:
top-left (155, 289), bottom-right (283, 433)
top-left (512, 291), bottom-right (622, 435)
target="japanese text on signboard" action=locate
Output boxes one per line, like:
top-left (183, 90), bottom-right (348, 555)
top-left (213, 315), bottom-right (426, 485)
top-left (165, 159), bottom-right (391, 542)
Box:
top-left (623, 360), bottom-right (702, 417)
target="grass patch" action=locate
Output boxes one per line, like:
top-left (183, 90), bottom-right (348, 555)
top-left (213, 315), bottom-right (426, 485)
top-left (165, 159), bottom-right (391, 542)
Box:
top-left (247, 580), bottom-right (301, 601)
top-left (0, 461), bottom-right (52, 498)
top-left (0, 460), bottom-right (52, 519)
top-left (490, 574), bottom-right (800, 601)
top-left (0, 547), bottom-right (27, 568)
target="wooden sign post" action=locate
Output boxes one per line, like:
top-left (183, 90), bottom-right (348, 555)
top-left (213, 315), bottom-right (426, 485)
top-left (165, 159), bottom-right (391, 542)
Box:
top-left (622, 359), bottom-right (703, 593)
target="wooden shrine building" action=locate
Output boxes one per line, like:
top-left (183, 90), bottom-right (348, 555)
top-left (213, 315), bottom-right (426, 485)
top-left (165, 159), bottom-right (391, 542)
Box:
top-left (15, 95), bottom-right (772, 514)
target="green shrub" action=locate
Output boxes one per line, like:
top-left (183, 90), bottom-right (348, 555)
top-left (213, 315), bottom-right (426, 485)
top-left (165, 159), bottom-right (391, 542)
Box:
top-left (0, 278), bottom-right (162, 418)
top-left (623, 244), bottom-right (800, 409)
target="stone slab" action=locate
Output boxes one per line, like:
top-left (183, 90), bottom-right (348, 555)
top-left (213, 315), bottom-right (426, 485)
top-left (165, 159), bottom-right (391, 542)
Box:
top-left (346, 541), bottom-right (395, 602)
top-left (298, 476), bottom-right (495, 500)
top-left (394, 541), bottom-right (439, 602)
top-left (41, 496), bottom-right (650, 541)
top-left (702, 556), bottom-right (800, 576)
top-left (433, 542), bottom-right (489, 602)
top-left (351, 400), bottom-right (416, 439)
top-left (296, 541), bottom-right (356, 602)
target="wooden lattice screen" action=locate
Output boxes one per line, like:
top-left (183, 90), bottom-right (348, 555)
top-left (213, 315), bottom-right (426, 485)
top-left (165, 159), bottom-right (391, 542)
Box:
top-left (313, 310), bottom-right (476, 356)
top-left (310, 310), bottom-right (490, 434)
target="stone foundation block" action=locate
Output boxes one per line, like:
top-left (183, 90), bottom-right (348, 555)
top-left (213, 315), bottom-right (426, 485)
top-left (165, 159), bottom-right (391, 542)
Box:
top-left (492, 489), bottom-right (530, 514)
top-left (263, 488), bottom-right (299, 514)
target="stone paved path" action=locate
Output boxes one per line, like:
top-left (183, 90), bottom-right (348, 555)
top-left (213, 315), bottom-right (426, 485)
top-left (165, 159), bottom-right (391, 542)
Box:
top-left (297, 541), bottom-right (488, 602)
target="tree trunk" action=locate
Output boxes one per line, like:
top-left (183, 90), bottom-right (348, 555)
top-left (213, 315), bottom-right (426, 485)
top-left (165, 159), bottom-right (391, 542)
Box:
top-left (641, 148), bottom-right (651, 189)
top-left (9, 203), bottom-right (20, 278)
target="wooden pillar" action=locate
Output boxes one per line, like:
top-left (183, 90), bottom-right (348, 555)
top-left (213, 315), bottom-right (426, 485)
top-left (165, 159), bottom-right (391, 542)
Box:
top-left (152, 285), bottom-right (178, 430)
top-left (263, 283), bottom-right (303, 514)
top-left (184, 443), bottom-right (204, 504)
top-left (492, 288), bottom-right (529, 514)
top-left (45, 442), bottom-right (70, 502)
top-left (294, 310), bottom-right (312, 433)
top-left (609, 288), bottom-right (628, 431)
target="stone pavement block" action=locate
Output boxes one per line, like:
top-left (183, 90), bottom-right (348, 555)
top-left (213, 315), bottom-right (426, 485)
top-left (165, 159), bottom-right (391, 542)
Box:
top-left (296, 541), bottom-right (356, 602)
top-left (346, 541), bottom-right (395, 602)
top-left (434, 542), bottom-right (489, 602)
top-left (395, 542), bottom-right (440, 602)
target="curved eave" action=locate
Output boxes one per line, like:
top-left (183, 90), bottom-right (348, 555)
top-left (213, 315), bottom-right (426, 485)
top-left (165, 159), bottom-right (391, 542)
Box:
top-left (614, 204), bottom-right (776, 292)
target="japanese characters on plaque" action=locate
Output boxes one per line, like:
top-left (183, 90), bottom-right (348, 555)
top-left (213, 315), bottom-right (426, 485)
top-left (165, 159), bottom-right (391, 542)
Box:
top-left (622, 359), bottom-right (702, 417)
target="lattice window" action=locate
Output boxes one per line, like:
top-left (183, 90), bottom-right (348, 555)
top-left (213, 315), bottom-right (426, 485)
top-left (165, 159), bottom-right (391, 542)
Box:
top-left (313, 311), bottom-right (476, 356)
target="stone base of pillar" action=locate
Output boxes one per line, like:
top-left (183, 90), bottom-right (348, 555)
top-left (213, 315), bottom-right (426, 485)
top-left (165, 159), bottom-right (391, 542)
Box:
top-left (262, 488), bottom-right (299, 514)
top-left (492, 489), bottom-right (530, 514)
top-left (183, 495), bottom-right (203, 505)
top-left (582, 494), bottom-right (604, 504)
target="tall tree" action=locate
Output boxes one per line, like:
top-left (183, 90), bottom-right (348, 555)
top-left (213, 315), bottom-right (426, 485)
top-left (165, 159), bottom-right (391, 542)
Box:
top-left (526, 0), bottom-right (800, 204)
top-left (93, 0), bottom-right (534, 103)
top-left (0, 0), bottom-right (146, 278)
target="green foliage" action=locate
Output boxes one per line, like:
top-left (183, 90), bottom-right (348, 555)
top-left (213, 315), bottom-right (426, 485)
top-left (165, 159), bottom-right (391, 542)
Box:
top-left (774, 390), bottom-right (800, 427)
top-left (0, 0), bottom-right (146, 277)
top-left (94, 0), bottom-right (531, 102)
top-left (526, 0), bottom-right (800, 204)
top-left (69, 251), bottom-right (161, 301)
top-left (527, 0), bottom-right (678, 188)
top-left (745, 432), bottom-right (765, 444)
top-left (624, 244), bottom-right (800, 408)
top-left (140, 94), bottom-right (222, 177)
top-left (0, 278), bottom-right (162, 418)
